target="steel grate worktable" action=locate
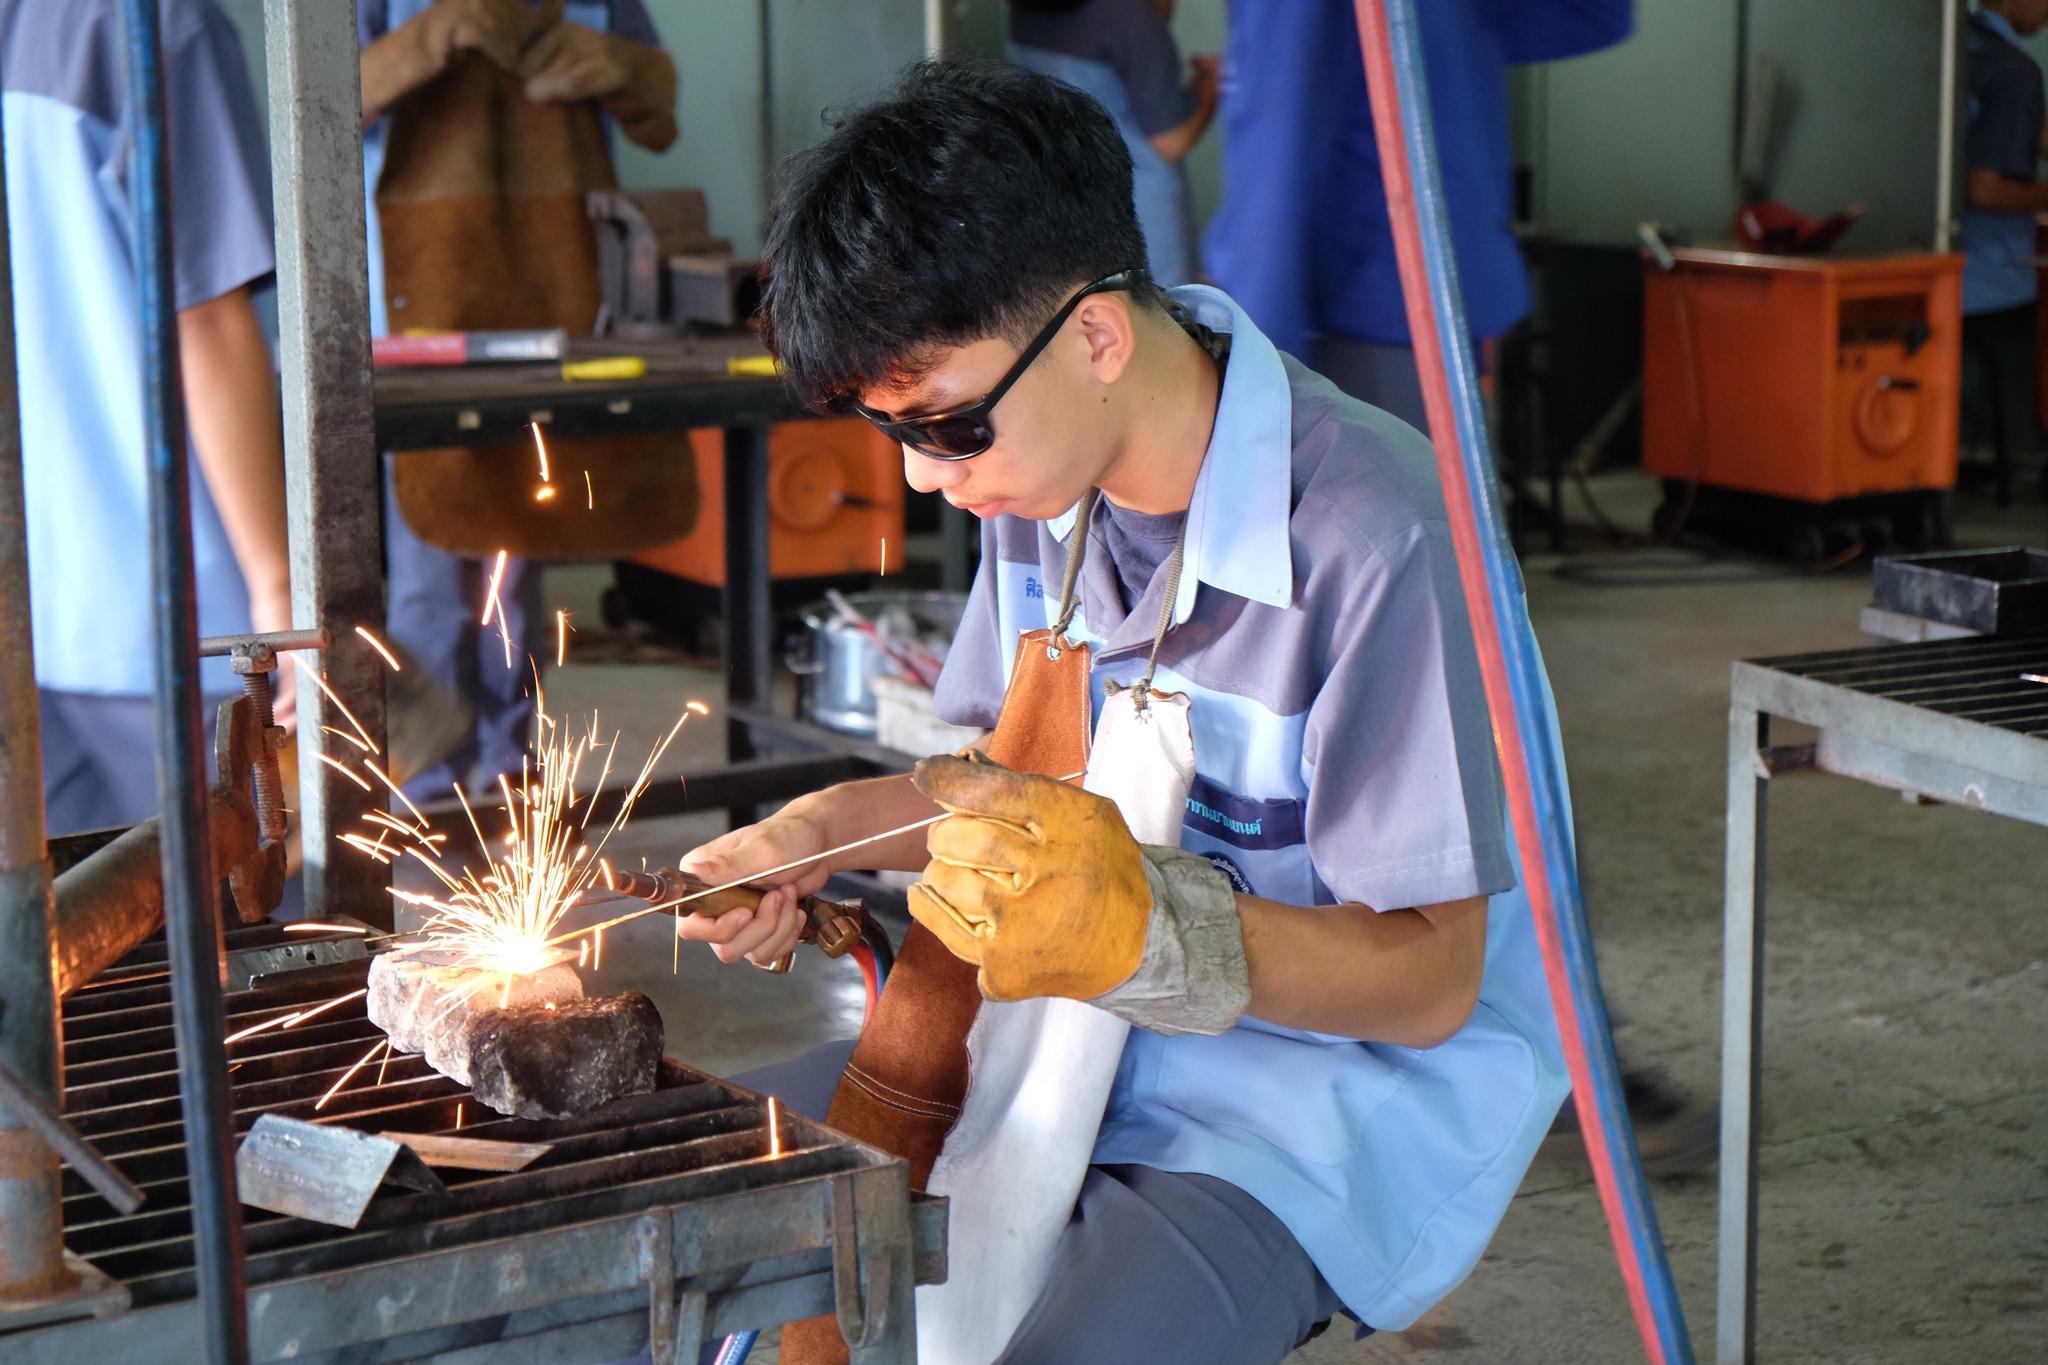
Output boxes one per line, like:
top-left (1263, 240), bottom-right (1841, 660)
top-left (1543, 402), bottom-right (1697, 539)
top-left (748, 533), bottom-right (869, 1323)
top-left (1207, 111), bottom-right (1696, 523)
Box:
top-left (12, 927), bottom-right (941, 1364)
top-left (1718, 634), bottom-right (2048, 1364)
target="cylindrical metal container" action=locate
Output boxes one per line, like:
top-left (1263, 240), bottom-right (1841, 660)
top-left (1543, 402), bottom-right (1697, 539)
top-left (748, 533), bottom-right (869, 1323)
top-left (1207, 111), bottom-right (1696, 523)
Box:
top-left (796, 591), bottom-right (966, 737)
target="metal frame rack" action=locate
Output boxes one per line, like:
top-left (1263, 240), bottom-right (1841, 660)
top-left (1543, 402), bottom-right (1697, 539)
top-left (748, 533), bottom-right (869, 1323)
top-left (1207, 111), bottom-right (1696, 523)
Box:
top-left (1718, 634), bottom-right (2048, 1364)
top-left (0, 2), bottom-right (937, 1362)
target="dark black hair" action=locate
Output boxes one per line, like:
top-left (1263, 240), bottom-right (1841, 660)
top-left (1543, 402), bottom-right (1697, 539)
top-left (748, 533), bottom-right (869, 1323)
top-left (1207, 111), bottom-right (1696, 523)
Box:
top-left (760, 59), bottom-right (1161, 413)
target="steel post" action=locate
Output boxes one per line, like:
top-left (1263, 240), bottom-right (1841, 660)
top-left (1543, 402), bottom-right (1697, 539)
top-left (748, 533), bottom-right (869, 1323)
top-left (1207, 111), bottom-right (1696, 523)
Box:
top-left (723, 425), bottom-right (773, 827)
top-left (1717, 707), bottom-right (1769, 1365)
top-left (116, 0), bottom-right (248, 1358)
top-left (0, 84), bottom-right (66, 1300)
top-left (264, 0), bottom-right (390, 930)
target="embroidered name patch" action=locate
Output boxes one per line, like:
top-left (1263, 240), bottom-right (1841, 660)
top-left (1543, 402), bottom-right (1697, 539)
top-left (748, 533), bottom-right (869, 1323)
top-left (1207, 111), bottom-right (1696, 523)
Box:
top-left (1183, 774), bottom-right (1305, 852)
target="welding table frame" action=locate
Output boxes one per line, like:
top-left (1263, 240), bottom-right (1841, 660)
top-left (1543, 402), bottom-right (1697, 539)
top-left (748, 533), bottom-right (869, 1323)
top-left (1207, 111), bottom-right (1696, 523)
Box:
top-left (1718, 634), bottom-right (2048, 1364)
top-left (375, 362), bottom-right (942, 834)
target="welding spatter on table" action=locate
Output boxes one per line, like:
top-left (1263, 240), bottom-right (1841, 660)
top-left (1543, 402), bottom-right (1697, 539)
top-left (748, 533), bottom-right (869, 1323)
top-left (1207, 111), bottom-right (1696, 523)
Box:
top-left (601, 867), bottom-right (868, 973)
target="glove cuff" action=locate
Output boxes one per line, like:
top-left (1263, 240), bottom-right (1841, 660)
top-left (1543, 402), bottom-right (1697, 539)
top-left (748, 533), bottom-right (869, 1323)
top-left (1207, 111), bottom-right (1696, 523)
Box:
top-left (1089, 846), bottom-right (1249, 1037)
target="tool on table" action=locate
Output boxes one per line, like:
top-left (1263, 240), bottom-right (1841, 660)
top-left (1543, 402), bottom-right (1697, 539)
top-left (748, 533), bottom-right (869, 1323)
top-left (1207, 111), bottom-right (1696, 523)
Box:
top-left (604, 866), bottom-right (868, 973)
top-left (372, 329), bottom-right (569, 367)
top-left (823, 588), bottom-right (945, 689)
top-left (562, 355), bottom-right (647, 382)
top-left (234, 1114), bottom-right (448, 1229)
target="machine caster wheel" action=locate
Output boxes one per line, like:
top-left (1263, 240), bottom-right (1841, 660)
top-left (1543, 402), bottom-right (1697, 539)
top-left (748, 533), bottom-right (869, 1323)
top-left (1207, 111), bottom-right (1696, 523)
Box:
top-left (1781, 523), bottom-right (1827, 564)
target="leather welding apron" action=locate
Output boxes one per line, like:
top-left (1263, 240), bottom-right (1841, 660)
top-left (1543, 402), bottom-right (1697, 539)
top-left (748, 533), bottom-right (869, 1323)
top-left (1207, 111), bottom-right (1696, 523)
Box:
top-left (783, 494), bottom-right (1195, 1365)
top-left (376, 51), bottom-right (698, 559)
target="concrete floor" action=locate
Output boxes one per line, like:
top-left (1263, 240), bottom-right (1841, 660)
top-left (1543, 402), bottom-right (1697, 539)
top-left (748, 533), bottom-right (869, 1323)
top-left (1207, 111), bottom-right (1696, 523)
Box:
top-left (530, 474), bottom-right (2047, 1364)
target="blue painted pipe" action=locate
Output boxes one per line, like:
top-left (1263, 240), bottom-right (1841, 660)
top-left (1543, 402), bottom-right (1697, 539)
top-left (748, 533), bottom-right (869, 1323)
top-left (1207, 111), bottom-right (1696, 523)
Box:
top-left (116, 0), bottom-right (249, 1360)
top-left (1350, 2), bottom-right (1696, 1362)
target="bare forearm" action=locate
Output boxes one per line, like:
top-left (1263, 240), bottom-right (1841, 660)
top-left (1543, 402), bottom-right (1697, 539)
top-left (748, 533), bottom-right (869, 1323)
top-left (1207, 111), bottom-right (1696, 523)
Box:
top-left (1238, 893), bottom-right (1486, 1047)
top-left (1965, 167), bottom-right (2048, 215)
top-left (601, 41), bottom-right (677, 151)
top-left (179, 288), bottom-right (290, 614)
top-left (789, 773), bottom-right (944, 875)
top-left (361, 23), bottom-right (442, 125)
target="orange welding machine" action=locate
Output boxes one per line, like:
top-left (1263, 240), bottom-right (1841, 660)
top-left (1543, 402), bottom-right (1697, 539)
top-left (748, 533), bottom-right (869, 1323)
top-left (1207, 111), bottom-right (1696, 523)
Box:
top-left (1642, 248), bottom-right (1961, 560)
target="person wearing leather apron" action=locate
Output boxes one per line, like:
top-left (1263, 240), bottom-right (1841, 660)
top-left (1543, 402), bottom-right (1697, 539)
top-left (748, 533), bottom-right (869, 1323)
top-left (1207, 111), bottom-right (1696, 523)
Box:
top-left (357, 0), bottom-right (678, 799)
top-left (678, 62), bottom-right (1570, 1365)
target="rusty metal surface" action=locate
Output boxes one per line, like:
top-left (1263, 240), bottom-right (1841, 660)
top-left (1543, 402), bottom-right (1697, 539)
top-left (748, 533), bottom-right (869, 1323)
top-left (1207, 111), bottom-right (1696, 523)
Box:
top-left (2, 944), bottom-right (932, 1362)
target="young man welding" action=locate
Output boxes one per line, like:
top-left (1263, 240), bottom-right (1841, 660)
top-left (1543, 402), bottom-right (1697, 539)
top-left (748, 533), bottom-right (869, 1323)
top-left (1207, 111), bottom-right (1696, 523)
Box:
top-left (677, 61), bottom-right (1567, 1365)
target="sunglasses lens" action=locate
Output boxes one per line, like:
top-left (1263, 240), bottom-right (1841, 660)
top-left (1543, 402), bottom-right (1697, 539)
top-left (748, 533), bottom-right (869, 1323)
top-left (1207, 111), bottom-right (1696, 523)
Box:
top-left (908, 417), bottom-right (992, 459)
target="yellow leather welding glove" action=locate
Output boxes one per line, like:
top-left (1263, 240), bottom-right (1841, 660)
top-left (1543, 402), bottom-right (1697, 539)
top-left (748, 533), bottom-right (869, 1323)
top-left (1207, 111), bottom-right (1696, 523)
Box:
top-left (908, 754), bottom-right (1152, 1003)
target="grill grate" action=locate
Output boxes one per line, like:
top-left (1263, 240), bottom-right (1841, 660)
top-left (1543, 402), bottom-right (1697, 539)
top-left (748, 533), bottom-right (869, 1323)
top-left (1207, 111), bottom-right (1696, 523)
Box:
top-left (1754, 634), bottom-right (2048, 736)
top-left (57, 926), bottom-right (867, 1311)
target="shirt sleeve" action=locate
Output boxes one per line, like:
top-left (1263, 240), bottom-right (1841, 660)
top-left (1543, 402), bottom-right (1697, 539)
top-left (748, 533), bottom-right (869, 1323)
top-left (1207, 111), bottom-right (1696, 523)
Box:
top-left (1481, 0), bottom-right (1633, 65)
top-left (932, 523), bottom-right (1013, 731)
top-left (1968, 45), bottom-right (2044, 180)
top-left (358, 0), bottom-right (390, 47)
top-left (1301, 519), bottom-right (1514, 912)
top-left (1102, 0), bottom-right (1196, 137)
top-left (607, 0), bottom-right (665, 50)
top-left (164, 1), bottom-right (275, 310)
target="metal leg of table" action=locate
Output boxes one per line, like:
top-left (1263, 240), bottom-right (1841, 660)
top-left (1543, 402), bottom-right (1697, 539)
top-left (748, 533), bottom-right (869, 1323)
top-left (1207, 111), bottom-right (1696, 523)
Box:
top-left (1718, 706), bottom-right (1769, 1365)
top-left (723, 426), bottom-right (773, 829)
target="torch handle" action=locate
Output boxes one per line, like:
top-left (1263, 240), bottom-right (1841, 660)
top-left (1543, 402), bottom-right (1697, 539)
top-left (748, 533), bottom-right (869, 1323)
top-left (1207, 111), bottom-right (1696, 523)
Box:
top-left (609, 868), bottom-right (866, 960)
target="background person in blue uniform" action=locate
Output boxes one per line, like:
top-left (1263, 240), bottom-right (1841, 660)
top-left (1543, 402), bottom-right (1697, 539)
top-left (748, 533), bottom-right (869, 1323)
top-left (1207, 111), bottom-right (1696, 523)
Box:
top-left (1203, 0), bottom-right (1631, 430)
top-left (1009, 0), bottom-right (1217, 286)
top-left (3, 0), bottom-right (294, 835)
top-left (1958, 0), bottom-right (2048, 493)
top-left (676, 61), bottom-right (1571, 1363)
top-left (358, 0), bottom-right (676, 800)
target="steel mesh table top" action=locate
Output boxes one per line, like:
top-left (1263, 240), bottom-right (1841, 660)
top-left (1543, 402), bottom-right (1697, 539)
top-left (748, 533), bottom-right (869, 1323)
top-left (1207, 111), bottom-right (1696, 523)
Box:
top-left (58, 926), bottom-right (873, 1310)
top-left (1750, 634), bottom-right (2048, 738)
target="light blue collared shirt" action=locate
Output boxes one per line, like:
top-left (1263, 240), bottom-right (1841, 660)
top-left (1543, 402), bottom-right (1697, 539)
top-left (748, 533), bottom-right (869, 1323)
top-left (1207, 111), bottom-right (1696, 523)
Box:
top-left (937, 286), bottom-right (1570, 1330)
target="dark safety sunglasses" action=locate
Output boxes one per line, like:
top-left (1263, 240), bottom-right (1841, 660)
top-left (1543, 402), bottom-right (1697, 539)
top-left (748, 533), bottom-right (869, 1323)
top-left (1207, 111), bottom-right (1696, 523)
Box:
top-left (853, 269), bottom-right (1146, 460)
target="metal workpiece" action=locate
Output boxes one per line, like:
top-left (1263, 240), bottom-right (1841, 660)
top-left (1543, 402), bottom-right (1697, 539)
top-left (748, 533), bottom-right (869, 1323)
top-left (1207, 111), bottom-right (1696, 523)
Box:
top-left (11, 946), bottom-right (937, 1364)
top-left (1717, 634), bottom-right (2048, 1363)
top-left (263, 0), bottom-right (389, 933)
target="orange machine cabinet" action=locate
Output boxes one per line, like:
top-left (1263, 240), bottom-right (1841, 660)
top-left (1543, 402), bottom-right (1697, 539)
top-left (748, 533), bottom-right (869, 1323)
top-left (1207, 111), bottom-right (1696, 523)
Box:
top-left (1643, 249), bottom-right (1961, 503)
top-left (629, 418), bottom-right (904, 585)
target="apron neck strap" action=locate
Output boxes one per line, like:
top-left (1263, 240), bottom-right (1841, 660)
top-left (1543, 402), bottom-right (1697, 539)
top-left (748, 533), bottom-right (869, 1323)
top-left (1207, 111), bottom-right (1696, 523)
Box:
top-left (1049, 487), bottom-right (1187, 698)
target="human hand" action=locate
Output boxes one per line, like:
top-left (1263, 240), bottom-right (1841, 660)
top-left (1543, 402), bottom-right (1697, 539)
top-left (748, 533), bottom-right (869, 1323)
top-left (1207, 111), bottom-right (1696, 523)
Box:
top-left (419, 0), bottom-right (539, 73)
top-left (908, 755), bottom-right (1151, 1002)
top-left (520, 20), bottom-right (636, 104)
top-left (672, 811), bottom-right (829, 967)
top-left (1190, 54), bottom-right (1220, 103)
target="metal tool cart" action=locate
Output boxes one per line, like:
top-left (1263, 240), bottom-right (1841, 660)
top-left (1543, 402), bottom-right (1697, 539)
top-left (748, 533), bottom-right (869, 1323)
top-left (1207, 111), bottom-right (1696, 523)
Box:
top-left (0, 1), bottom-right (939, 1362)
top-left (1718, 634), bottom-right (2048, 1364)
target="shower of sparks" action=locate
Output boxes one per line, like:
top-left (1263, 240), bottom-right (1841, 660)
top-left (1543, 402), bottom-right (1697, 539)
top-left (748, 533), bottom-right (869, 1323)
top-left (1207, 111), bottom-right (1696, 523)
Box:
top-left (315, 1038), bottom-right (388, 1111)
top-left (316, 752), bottom-right (374, 792)
top-left (331, 683), bottom-right (697, 981)
top-left (304, 668), bottom-right (378, 753)
top-left (355, 625), bottom-right (403, 671)
top-left (223, 986), bottom-right (371, 1045)
top-left (768, 1097), bottom-right (781, 1158)
top-left (322, 724), bottom-right (373, 754)
top-left (481, 550), bottom-right (509, 627)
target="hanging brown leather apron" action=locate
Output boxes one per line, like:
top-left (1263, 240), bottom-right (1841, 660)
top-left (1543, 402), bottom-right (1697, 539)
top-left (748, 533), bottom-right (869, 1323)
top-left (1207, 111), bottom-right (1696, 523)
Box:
top-left (780, 537), bottom-right (1100, 1365)
top-left (376, 51), bottom-right (698, 558)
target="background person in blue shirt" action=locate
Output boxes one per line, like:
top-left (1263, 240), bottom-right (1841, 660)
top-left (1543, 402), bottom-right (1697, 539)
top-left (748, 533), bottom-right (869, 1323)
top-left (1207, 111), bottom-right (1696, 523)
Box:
top-left (358, 0), bottom-right (676, 801)
top-left (1009, 0), bottom-right (1218, 286)
top-left (1203, 0), bottom-right (1631, 431)
top-left (1959, 0), bottom-right (2048, 497)
top-left (3, 0), bottom-right (295, 836)
top-left (678, 61), bottom-right (1570, 1363)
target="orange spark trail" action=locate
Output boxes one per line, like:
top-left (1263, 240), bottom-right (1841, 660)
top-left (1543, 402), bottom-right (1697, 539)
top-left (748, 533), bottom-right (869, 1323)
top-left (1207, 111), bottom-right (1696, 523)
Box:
top-left (316, 752), bottom-right (373, 792)
top-left (481, 550), bottom-right (509, 627)
top-left (583, 470), bottom-right (593, 509)
top-left (355, 625), bottom-right (402, 671)
top-left (556, 609), bottom-right (569, 668)
top-left (768, 1096), bottom-right (781, 1158)
top-left (304, 669), bottom-right (378, 752)
top-left (321, 724), bottom-right (373, 754)
top-left (531, 421), bottom-right (551, 482)
top-left (283, 922), bottom-right (369, 935)
top-left (283, 987), bottom-right (368, 1030)
top-left (315, 1038), bottom-right (387, 1111)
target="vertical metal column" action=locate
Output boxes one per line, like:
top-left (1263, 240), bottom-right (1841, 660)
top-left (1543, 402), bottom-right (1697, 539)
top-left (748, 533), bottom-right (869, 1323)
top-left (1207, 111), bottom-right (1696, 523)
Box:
top-left (1934, 0), bottom-right (1961, 256)
top-left (264, 0), bottom-right (390, 929)
top-left (0, 98), bottom-right (67, 1300)
top-left (1717, 708), bottom-right (1770, 1365)
top-left (1350, 2), bottom-right (1696, 1362)
top-left (118, 0), bottom-right (248, 1358)
top-left (724, 425), bottom-right (773, 827)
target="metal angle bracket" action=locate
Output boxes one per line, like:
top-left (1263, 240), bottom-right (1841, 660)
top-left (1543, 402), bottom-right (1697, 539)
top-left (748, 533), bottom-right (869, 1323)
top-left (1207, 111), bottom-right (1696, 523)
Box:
top-left (234, 1114), bottom-right (447, 1230)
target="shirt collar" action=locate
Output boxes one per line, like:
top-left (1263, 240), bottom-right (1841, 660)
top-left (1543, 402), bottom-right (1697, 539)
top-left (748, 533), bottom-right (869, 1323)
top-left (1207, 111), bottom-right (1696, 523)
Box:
top-left (1975, 7), bottom-right (2029, 51)
top-left (1047, 285), bottom-right (1295, 626)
